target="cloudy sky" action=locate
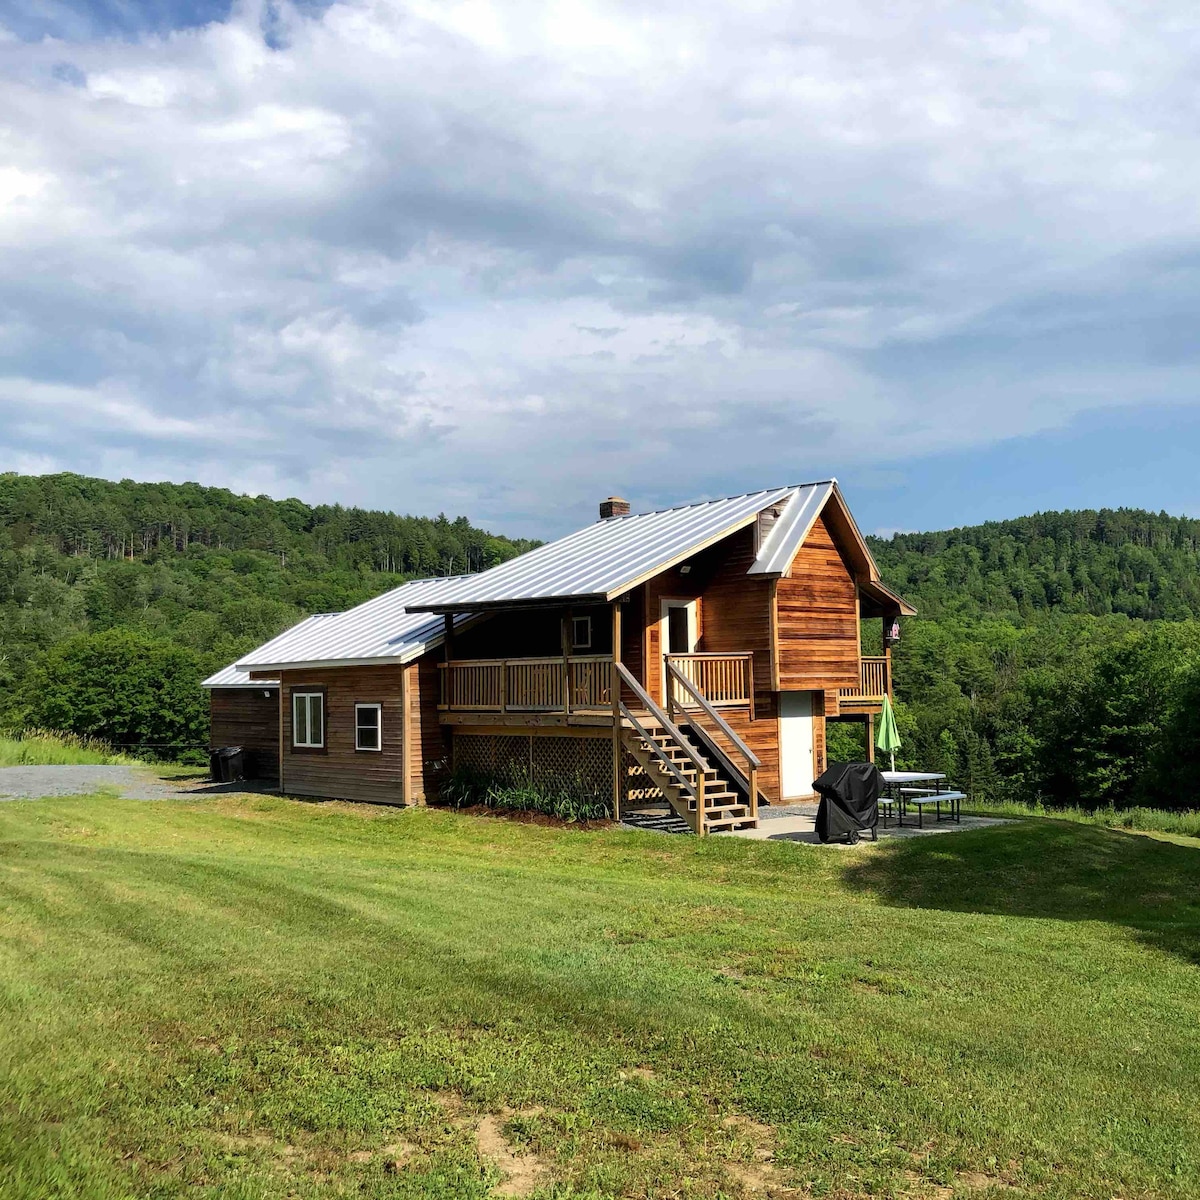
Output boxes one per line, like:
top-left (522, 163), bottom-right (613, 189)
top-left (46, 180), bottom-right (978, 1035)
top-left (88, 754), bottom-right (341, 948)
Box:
top-left (3, 0), bottom-right (1200, 539)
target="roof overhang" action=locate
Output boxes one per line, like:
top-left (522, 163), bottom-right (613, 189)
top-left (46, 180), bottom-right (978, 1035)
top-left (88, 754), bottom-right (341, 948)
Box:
top-left (237, 652), bottom-right (419, 674)
top-left (202, 680), bottom-right (279, 689)
top-left (859, 577), bottom-right (918, 617)
top-left (412, 592), bottom-right (624, 615)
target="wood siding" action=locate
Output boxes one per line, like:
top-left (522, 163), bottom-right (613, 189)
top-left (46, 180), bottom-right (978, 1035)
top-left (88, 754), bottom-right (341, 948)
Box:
top-left (698, 526), bottom-right (776, 719)
top-left (280, 665), bottom-right (406, 804)
top-left (410, 655), bottom-right (450, 802)
top-left (209, 688), bottom-right (280, 780)
top-left (776, 516), bottom-right (860, 691)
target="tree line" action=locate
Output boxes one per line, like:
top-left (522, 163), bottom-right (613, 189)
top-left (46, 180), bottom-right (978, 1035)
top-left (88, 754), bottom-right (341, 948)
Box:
top-left (0, 473), bottom-right (537, 753)
top-left (866, 508), bottom-right (1200, 811)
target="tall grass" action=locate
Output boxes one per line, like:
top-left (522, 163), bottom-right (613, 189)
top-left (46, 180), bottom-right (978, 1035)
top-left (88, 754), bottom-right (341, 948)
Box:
top-left (967, 796), bottom-right (1200, 839)
top-left (0, 729), bottom-right (138, 767)
top-left (442, 765), bottom-right (612, 822)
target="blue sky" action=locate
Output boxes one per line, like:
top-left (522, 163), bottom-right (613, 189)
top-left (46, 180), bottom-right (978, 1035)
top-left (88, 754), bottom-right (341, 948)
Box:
top-left (2, 1), bottom-right (1200, 540)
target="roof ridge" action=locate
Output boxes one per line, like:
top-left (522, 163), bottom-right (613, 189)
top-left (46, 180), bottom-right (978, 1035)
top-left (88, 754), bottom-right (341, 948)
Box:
top-left (608, 480), bottom-right (836, 522)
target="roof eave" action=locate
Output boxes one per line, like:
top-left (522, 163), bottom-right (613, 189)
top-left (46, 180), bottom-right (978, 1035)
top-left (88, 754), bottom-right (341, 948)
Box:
top-left (409, 592), bottom-right (610, 615)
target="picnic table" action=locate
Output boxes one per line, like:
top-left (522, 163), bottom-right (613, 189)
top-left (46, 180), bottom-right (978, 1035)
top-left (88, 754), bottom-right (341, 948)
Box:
top-left (878, 771), bottom-right (964, 827)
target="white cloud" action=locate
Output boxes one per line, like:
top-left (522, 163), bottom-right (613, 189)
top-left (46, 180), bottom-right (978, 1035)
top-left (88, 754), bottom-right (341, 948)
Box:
top-left (2, 0), bottom-right (1200, 535)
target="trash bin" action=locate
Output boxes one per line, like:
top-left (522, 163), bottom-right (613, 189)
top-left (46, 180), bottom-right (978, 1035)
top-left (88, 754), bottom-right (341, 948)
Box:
top-left (212, 746), bottom-right (246, 783)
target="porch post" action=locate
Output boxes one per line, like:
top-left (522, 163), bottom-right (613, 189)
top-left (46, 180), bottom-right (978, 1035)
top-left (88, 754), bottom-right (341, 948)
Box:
top-left (561, 609), bottom-right (572, 718)
top-left (611, 601), bottom-right (622, 821)
top-left (866, 714), bottom-right (875, 763)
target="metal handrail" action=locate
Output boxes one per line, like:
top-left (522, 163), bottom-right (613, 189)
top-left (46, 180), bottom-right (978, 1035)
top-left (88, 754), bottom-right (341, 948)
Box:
top-left (665, 662), bottom-right (760, 769)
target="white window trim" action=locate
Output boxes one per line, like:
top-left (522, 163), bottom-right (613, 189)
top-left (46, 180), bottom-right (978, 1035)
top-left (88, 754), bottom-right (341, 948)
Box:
top-left (571, 615), bottom-right (592, 650)
top-left (355, 703), bottom-right (383, 753)
top-left (292, 691), bottom-right (325, 749)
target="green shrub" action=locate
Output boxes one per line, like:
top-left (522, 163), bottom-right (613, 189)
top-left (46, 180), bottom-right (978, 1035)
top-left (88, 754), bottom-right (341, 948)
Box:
top-left (18, 629), bottom-right (207, 761)
top-left (442, 765), bottom-right (611, 823)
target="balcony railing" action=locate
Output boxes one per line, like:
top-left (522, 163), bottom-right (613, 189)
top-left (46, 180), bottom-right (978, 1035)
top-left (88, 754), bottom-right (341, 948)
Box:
top-left (665, 653), bottom-right (753, 711)
top-left (839, 656), bottom-right (890, 702)
top-left (439, 656), bottom-right (613, 714)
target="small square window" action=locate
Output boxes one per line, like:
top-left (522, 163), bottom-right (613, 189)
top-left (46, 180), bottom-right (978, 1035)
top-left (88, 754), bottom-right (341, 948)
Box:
top-left (355, 703), bottom-right (382, 752)
top-left (571, 615), bottom-right (592, 650)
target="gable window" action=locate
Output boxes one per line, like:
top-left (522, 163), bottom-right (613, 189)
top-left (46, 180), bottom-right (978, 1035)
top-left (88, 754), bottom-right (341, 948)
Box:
top-left (292, 691), bottom-right (324, 749)
top-left (355, 703), bottom-right (382, 752)
top-left (571, 615), bottom-right (592, 650)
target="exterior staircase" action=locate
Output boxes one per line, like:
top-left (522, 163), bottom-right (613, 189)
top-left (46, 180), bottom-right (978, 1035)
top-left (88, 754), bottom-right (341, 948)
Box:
top-left (621, 711), bottom-right (758, 835)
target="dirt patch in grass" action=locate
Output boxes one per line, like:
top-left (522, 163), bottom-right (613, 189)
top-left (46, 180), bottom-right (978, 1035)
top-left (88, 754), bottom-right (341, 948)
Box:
top-left (720, 1113), bottom-right (806, 1196)
top-left (475, 1114), bottom-right (549, 1197)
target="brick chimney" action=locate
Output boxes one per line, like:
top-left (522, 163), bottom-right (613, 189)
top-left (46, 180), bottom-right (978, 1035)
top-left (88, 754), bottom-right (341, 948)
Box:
top-left (599, 496), bottom-right (631, 520)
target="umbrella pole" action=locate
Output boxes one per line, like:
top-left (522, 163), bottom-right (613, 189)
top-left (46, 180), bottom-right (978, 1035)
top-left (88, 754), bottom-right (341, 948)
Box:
top-left (890, 751), bottom-right (895, 772)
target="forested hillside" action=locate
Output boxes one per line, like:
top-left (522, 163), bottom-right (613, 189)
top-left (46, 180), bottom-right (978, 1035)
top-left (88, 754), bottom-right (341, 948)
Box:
top-left (867, 508), bottom-right (1200, 812)
top-left (869, 508), bottom-right (1200, 620)
top-left (0, 473), bottom-right (537, 752)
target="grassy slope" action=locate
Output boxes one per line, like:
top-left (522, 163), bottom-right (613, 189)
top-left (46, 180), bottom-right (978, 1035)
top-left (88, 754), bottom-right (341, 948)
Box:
top-left (0, 733), bottom-right (134, 766)
top-left (0, 798), bottom-right (1197, 1200)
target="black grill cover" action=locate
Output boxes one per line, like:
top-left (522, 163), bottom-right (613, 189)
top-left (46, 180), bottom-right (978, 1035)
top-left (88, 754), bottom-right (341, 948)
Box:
top-left (813, 761), bottom-right (881, 844)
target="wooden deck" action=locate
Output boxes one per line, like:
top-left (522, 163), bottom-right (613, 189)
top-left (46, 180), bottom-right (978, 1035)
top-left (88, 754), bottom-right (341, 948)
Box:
top-left (837, 655), bottom-right (891, 712)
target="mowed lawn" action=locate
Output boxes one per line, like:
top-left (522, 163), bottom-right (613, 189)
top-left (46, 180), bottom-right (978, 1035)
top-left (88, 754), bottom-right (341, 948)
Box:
top-left (1, 797), bottom-right (1198, 1200)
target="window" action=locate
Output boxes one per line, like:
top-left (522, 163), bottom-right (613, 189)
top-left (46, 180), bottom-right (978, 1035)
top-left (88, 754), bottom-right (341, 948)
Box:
top-left (571, 615), bottom-right (592, 650)
top-left (667, 605), bottom-right (691, 654)
top-left (292, 691), bottom-right (324, 749)
top-left (355, 703), bottom-right (382, 752)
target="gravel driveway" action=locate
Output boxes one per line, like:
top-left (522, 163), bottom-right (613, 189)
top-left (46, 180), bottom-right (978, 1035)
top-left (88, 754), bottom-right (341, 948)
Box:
top-left (0, 765), bottom-right (271, 801)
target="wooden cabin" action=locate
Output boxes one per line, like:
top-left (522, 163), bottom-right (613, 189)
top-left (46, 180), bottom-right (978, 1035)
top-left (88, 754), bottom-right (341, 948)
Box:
top-left (201, 665), bottom-right (281, 781)
top-left (224, 482), bottom-right (913, 834)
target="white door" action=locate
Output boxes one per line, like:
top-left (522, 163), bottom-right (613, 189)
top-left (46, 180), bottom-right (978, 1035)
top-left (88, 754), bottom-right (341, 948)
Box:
top-left (779, 691), bottom-right (815, 799)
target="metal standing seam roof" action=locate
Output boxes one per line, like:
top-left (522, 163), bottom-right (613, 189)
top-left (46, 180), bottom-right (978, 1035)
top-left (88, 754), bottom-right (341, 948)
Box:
top-left (406, 486), bottom-right (806, 613)
top-left (747, 481), bottom-right (837, 575)
top-left (235, 578), bottom-right (471, 672)
top-left (226, 481), bottom-right (900, 672)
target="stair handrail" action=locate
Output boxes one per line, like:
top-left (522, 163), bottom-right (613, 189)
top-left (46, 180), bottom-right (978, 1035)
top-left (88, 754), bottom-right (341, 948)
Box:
top-left (614, 663), bottom-right (702, 759)
top-left (619, 701), bottom-right (697, 802)
top-left (665, 661), bottom-right (760, 769)
top-left (666, 661), bottom-right (761, 820)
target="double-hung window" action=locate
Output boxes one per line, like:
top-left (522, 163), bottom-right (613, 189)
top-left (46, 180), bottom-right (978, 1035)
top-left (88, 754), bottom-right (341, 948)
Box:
top-left (292, 691), bottom-right (325, 749)
top-left (355, 703), bottom-right (382, 752)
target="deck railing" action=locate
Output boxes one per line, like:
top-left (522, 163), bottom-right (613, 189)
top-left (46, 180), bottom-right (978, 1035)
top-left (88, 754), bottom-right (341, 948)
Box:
top-left (665, 653), bottom-right (753, 710)
top-left (439, 656), bottom-right (613, 713)
top-left (839, 656), bottom-right (890, 702)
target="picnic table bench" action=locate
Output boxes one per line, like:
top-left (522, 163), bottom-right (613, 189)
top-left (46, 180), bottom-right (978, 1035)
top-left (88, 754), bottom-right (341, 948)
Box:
top-left (879, 772), bottom-right (965, 828)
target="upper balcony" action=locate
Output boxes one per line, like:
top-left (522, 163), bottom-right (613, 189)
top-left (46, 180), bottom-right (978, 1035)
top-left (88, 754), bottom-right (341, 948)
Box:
top-left (438, 652), bottom-right (757, 725)
top-left (439, 655), bottom-right (615, 725)
top-left (837, 655), bottom-right (891, 711)
top-left (437, 650), bottom-right (888, 722)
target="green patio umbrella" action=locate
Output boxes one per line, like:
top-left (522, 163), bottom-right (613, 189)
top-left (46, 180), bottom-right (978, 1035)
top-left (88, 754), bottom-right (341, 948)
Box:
top-left (876, 694), bottom-right (901, 772)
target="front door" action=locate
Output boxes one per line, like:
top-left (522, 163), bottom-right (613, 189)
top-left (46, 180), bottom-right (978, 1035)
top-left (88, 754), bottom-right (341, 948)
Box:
top-left (779, 691), bottom-right (815, 799)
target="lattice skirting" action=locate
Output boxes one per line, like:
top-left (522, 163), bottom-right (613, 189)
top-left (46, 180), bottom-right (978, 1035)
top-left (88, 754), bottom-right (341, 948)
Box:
top-left (453, 732), bottom-right (613, 801)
